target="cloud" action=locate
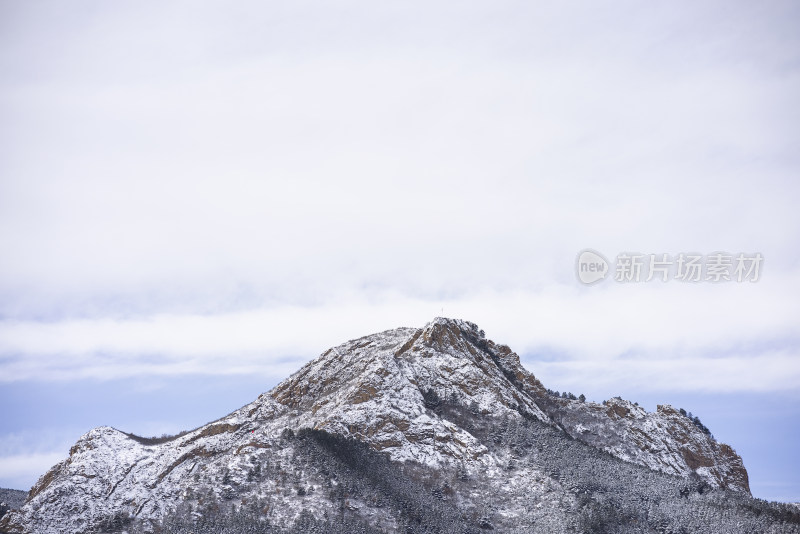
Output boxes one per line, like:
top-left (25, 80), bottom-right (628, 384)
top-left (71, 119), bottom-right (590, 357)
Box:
top-left (1, 275), bottom-right (797, 392)
top-left (1, 1), bottom-right (798, 322)
top-left (529, 351), bottom-right (800, 397)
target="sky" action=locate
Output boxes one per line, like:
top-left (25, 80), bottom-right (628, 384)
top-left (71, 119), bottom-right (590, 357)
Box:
top-left (1, 0), bottom-right (799, 502)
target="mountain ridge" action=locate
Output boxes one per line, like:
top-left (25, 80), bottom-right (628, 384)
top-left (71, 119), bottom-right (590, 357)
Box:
top-left (3, 317), bottom-right (793, 534)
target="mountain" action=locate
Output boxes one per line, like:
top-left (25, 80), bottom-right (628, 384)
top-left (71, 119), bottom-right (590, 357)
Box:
top-left (2, 318), bottom-right (798, 533)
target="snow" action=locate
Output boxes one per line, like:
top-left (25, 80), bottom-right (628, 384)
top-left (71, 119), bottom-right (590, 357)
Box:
top-left (2, 318), bottom-right (753, 533)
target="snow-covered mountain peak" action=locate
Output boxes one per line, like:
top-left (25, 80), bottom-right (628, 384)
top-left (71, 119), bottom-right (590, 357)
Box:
top-left (267, 318), bottom-right (551, 468)
top-left (0, 318), bottom-right (760, 534)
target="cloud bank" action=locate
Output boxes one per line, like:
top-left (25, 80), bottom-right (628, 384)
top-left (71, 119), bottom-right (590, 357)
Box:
top-left (2, 279), bottom-right (798, 393)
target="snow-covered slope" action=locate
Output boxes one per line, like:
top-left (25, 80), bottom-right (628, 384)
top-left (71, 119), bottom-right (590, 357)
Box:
top-left (541, 395), bottom-right (749, 492)
top-left (0, 318), bottom-right (755, 533)
top-left (271, 318), bottom-right (549, 466)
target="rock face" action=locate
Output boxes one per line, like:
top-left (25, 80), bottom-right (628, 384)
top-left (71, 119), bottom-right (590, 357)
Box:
top-left (0, 318), bottom-right (773, 534)
top-left (271, 319), bottom-right (549, 467)
top-left (538, 396), bottom-right (750, 493)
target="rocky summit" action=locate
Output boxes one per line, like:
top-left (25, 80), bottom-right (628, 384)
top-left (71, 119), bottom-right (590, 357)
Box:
top-left (2, 318), bottom-right (798, 533)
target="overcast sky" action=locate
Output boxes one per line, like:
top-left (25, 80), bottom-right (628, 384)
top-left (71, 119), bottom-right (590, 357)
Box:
top-left (1, 0), bottom-right (798, 502)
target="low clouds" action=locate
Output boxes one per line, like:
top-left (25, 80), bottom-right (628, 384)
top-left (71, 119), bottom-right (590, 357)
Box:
top-left (1, 279), bottom-right (798, 393)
